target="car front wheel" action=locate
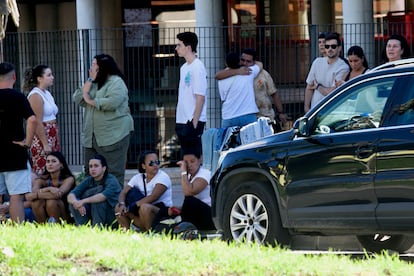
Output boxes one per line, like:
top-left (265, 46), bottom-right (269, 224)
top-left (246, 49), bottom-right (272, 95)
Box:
top-left (222, 181), bottom-right (290, 247)
top-left (357, 234), bottom-right (414, 253)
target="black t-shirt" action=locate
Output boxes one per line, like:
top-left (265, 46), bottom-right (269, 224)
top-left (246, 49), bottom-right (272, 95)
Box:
top-left (0, 88), bottom-right (35, 172)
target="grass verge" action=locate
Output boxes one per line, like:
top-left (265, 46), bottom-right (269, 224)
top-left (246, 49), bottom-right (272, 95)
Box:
top-left (0, 223), bottom-right (412, 275)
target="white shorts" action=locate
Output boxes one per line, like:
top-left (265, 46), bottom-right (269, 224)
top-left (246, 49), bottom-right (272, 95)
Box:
top-left (0, 162), bottom-right (32, 195)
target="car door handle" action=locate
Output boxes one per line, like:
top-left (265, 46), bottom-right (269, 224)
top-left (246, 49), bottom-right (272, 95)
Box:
top-left (355, 146), bottom-right (374, 159)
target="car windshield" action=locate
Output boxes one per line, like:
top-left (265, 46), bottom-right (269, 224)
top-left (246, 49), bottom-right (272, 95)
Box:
top-left (311, 77), bottom-right (395, 134)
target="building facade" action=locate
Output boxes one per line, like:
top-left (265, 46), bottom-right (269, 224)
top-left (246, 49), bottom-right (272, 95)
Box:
top-left (5, 0), bottom-right (414, 167)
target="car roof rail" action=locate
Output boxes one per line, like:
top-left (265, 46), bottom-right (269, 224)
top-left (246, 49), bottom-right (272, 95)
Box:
top-left (370, 58), bottom-right (414, 72)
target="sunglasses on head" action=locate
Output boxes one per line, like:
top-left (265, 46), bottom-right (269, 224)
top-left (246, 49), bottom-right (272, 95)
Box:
top-left (325, 44), bottom-right (338, 49)
top-left (148, 160), bottom-right (160, 167)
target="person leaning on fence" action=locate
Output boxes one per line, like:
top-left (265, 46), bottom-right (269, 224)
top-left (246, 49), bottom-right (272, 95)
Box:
top-left (23, 65), bottom-right (60, 176)
top-left (0, 62), bottom-right (37, 223)
top-left (115, 150), bottom-right (172, 231)
top-left (72, 53), bottom-right (134, 186)
top-left (25, 151), bottom-right (75, 223)
top-left (67, 154), bottom-right (121, 228)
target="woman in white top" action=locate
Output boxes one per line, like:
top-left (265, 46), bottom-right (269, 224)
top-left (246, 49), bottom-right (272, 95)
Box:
top-left (115, 150), bottom-right (172, 231)
top-left (177, 148), bottom-right (215, 230)
top-left (23, 65), bottom-right (60, 176)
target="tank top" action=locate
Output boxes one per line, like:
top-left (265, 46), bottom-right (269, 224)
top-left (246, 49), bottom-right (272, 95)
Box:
top-left (27, 87), bottom-right (58, 122)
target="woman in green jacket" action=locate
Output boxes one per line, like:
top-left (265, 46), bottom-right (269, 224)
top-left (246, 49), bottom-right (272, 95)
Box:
top-left (73, 54), bottom-right (134, 187)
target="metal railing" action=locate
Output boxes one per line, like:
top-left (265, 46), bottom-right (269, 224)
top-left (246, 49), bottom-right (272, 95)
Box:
top-left (2, 23), bottom-right (412, 168)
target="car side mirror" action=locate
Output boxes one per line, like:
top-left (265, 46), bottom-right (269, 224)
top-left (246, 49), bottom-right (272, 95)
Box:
top-left (293, 117), bottom-right (310, 137)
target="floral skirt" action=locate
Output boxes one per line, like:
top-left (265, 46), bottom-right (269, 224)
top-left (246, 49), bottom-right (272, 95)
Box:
top-left (30, 121), bottom-right (60, 176)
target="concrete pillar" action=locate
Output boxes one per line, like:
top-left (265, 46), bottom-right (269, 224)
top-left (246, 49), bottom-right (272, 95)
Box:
top-left (195, 0), bottom-right (223, 129)
top-left (309, 0), bottom-right (334, 60)
top-left (76, 0), bottom-right (98, 30)
top-left (311, 0), bottom-right (334, 25)
top-left (342, 0), bottom-right (374, 68)
top-left (269, 0), bottom-right (289, 25)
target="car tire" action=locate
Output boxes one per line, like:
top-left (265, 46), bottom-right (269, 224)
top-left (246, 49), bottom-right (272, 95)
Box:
top-left (222, 181), bottom-right (290, 247)
top-left (357, 234), bottom-right (414, 253)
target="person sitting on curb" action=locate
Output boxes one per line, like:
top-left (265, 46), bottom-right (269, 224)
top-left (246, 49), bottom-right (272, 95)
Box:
top-left (115, 150), bottom-right (173, 231)
top-left (67, 154), bottom-right (121, 228)
top-left (0, 193), bottom-right (35, 222)
top-left (26, 151), bottom-right (75, 223)
top-left (176, 148), bottom-right (216, 231)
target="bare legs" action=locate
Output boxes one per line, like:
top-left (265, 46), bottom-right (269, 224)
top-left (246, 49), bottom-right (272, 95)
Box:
top-left (9, 194), bottom-right (25, 223)
top-left (31, 199), bottom-right (69, 223)
top-left (116, 203), bottom-right (160, 231)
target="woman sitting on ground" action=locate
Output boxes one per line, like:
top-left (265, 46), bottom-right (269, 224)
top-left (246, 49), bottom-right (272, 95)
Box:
top-left (177, 148), bottom-right (216, 231)
top-left (67, 154), bottom-right (121, 228)
top-left (115, 150), bottom-right (172, 231)
top-left (26, 151), bottom-right (75, 223)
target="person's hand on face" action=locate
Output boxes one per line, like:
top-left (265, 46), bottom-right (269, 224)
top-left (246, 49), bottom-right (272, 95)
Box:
top-left (89, 59), bottom-right (99, 80)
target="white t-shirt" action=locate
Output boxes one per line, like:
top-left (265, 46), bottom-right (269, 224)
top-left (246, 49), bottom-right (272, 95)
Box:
top-left (306, 57), bottom-right (349, 108)
top-left (188, 167), bottom-right (211, 206)
top-left (127, 169), bottom-right (173, 207)
top-left (176, 58), bottom-right (208, 124)
top-left (218, 64), bottom-right (260, 120)
top-left (27, 87), bottom-right (58, 122)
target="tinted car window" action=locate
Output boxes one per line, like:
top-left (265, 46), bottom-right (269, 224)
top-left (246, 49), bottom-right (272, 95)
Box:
top-left (311, 77), bottom-right (395, 135)
top-left (385, 75), bottom-right (414, 126)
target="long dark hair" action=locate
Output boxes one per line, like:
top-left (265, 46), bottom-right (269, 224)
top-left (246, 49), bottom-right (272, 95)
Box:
top-left (137, 150), bottom-right (157, 173)
top-left (93, 54), bottom-right (126, 89)
top-left (22, 64), bottom-right (49, 93)
top-left (90, 154), bottom-right (109, 179)
top-left (40, 151), bottom-right (74, 180)
top-left (347, 45), bottom-right (369, 68)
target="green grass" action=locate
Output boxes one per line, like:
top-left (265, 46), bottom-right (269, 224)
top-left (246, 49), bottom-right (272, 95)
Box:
top-left (0, 223), bottom-right (412, 275)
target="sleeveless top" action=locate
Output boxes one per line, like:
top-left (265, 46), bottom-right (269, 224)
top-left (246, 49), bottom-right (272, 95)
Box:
top-left (344, 68), bottom-right (368, 81)
top-left (27, 87), bottom-right (58, 122)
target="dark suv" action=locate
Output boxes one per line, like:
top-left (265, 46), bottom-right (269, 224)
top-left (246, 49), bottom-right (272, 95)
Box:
top-left (210, 60), bottom-right (414, 253)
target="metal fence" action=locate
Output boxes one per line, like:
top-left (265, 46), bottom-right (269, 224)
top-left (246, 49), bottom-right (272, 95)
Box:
top-left (2, 23), bottom-right (413, 168)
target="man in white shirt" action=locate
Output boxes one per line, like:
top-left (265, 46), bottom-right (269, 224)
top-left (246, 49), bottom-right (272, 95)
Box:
top-left (304, 32), bottom-right (349, 113)
top-left (175, 32), bottom-right (207, 156)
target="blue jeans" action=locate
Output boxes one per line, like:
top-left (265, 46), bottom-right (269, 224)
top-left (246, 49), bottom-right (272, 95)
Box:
top-left (221, 113), bottom-right (257, 128)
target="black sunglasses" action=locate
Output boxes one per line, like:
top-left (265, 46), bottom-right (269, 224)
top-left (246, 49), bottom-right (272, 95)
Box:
top-left (148, 160), bottom-right (160, 167)
top-left (325, 44), bottom-right (338, 49)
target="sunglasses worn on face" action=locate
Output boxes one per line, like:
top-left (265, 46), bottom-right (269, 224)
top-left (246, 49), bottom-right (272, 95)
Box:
top-left (148, 160), bottom-right (160, 167)
top-left (325, 44), bottom-right (338, 49)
